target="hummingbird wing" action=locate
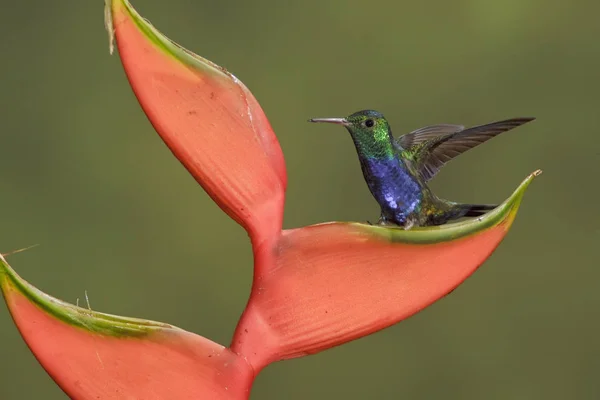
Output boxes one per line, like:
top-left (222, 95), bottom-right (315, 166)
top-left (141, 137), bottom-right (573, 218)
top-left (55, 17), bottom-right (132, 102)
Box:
top-left (402, 117), bottom-right (535, 182)
top-left (396, 124), bottom-right (465, 150)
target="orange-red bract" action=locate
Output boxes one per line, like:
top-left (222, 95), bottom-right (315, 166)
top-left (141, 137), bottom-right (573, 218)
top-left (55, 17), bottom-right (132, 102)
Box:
top-left (108, 0), bottom-right (287, 247)
top-left (0, 255), bottom-right (253, 399)
top-left (0, 0), bottom-right (541, 398)
top-left (232, 172), bottom-right (539, 371)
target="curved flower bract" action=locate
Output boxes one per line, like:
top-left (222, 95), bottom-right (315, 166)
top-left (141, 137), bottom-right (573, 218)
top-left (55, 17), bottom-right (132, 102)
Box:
top-left (232, 171), bottom-right (540, 370)
top-left (106, 0), bottom-right (287, 246)
top-left (0, 255), bottom-right (253, 399)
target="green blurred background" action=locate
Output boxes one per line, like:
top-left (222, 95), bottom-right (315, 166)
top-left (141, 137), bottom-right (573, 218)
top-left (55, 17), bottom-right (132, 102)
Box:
top-left (0, 0), bottom-right (598, 398)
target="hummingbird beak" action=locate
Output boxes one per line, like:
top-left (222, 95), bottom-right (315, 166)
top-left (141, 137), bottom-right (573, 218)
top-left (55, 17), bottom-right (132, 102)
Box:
top-left (308, 117), bottom-right (349, 126)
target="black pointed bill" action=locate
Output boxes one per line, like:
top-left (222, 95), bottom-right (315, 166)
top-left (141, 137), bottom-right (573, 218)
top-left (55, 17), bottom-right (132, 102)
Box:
top-left (308, 117), bottom-right (349, 126)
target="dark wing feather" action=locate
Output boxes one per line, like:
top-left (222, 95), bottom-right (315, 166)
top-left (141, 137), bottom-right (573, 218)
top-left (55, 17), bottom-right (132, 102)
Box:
top-left (395, 124), bottom-right (465, 150)
top-left (414, 117), bottom-right (535, 181)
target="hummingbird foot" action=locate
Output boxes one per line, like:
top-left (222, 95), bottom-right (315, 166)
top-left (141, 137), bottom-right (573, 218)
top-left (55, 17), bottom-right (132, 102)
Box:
top-left (403, 217), bottom-right (416, 230)
top-left (375, 216), bottom-right (402, 228)
top-left (376, 216), bottom-right (390, 226)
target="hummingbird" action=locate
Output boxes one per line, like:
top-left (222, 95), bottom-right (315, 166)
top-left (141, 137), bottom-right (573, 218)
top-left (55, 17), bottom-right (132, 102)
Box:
top-left (309, 110), bottom-right (534, 229)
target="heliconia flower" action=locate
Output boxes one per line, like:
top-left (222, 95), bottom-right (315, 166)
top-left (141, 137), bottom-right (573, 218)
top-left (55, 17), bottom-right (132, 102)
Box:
top-left (232, 172), bottom-right (540, 370)
top-left (0, 255), bottom-right (253, 399)
top-left (105, 0), bottom-right (287, 247)
top-left (0, 0), bottom-right (541, 398)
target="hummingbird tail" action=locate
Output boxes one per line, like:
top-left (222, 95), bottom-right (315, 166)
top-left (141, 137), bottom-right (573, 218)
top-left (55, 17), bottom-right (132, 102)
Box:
top-left (453, 203), bottom-right (498, 218)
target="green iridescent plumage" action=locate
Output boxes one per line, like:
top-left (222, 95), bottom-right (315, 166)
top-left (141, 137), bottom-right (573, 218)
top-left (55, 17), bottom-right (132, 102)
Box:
top-left (310, 110), bottom-right (535, 229)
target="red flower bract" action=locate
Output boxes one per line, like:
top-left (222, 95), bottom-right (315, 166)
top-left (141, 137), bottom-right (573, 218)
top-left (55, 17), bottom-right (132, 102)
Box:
top-left (108, 0), bottom-right (287, 247)
top-left (1, 257), bottom-right (253, 399)
top-left (0, 0), bottom-right (540, 398)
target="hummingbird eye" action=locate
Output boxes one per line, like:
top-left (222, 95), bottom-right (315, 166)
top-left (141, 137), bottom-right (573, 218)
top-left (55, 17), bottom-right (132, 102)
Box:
top-left (364, 119), bottom-right (375, 128)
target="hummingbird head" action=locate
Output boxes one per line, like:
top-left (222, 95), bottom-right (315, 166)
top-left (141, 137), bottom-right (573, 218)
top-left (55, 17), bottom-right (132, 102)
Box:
top-left (309, 110), bottom-right (394, 158)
